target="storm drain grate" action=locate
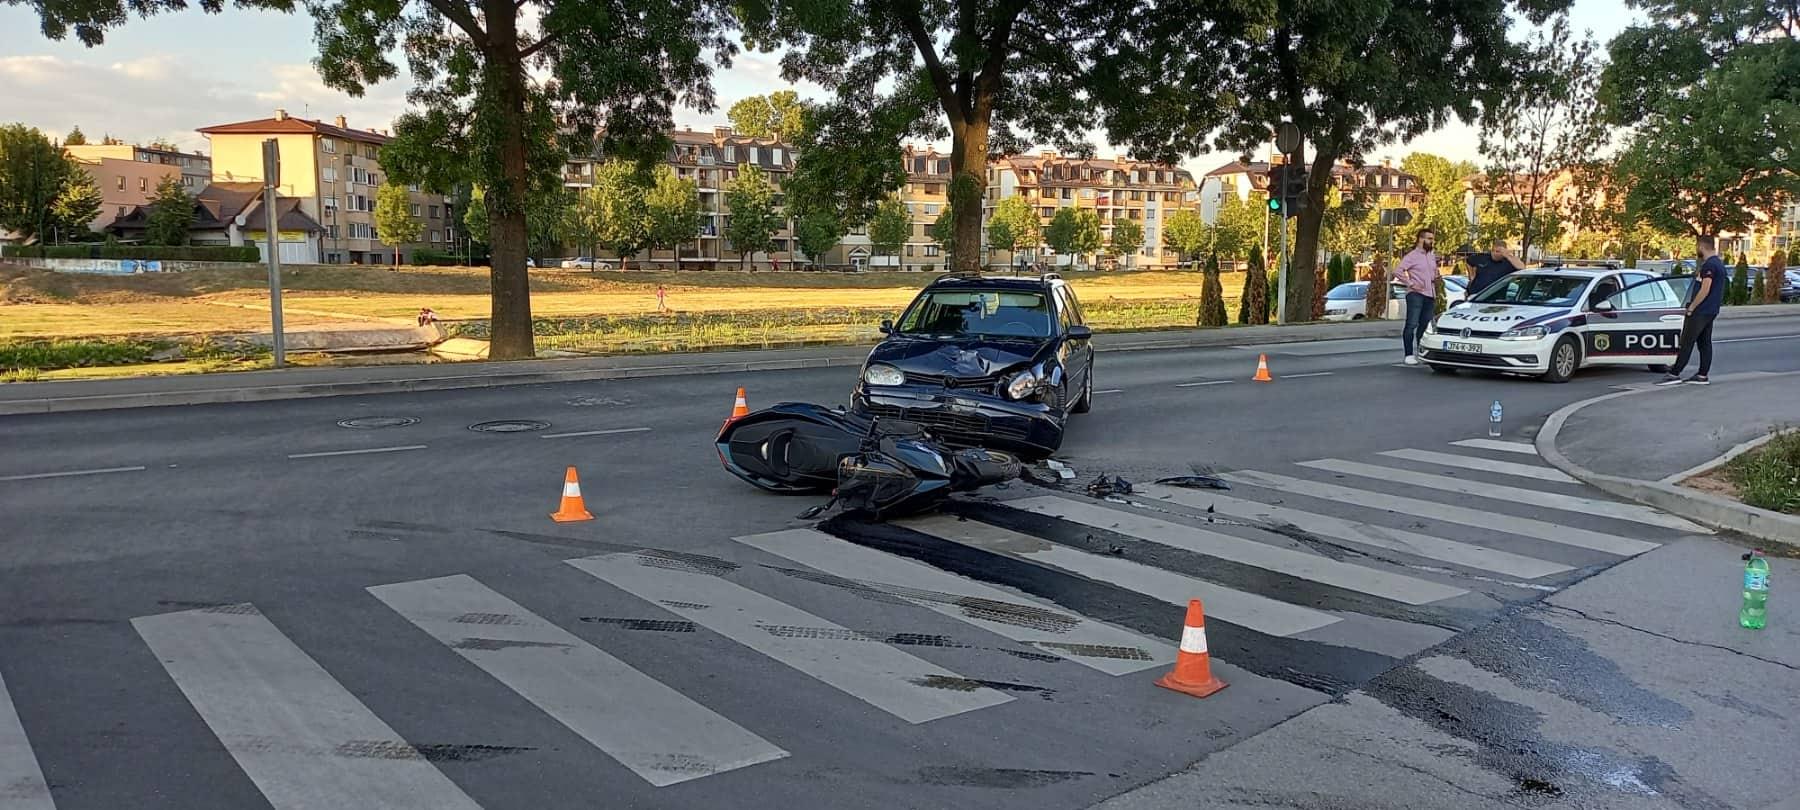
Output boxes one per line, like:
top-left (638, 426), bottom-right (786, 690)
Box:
top-left (337, 417), bottom-right (420, 430)
top-left (469, 420), bottom-right (550, 433)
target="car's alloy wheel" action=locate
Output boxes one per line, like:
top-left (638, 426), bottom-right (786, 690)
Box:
top-left (1543, 338), bottom-right (1578, 383)
top-left (1070, 369), bottom-right (1093, 414)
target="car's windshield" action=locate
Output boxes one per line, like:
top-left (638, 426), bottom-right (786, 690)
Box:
top-left (1470, 275), bottom-right (1589, 307)
top-left (1326, 283), bottom-right (1367, 301)
top-left (1445, 276), bottom-right (1468, 291)
top-left (897, 289), bottom-right (1053, 338)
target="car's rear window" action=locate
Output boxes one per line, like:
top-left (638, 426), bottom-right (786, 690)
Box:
top-left (1326, 283), bottom-right (1367, 301)
top-left (1471, 275), bottom-right (1588, 307)
top-left (898, 290), bottom-right (1053, 338)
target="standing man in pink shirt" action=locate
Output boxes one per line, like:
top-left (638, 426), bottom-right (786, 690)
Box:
top-left (1392, 227), bottom-right (1439, 365)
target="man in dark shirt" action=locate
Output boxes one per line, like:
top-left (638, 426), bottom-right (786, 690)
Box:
top-left (1464, 239), bottom-right (1526, 299)
top-left (1657, 236), bottom-right (1729, 386)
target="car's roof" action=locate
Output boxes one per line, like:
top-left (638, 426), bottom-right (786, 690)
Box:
top-left (924, 274), bottom-right (1060, 291)
top-left (1515, 268), bottom-right (1608, 278)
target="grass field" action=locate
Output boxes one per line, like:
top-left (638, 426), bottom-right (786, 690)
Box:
top-left (1, 264), bottom-right (1243, 339)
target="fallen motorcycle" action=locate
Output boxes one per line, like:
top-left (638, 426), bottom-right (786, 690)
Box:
top-left (715, 402), bottom-right (1021, 518)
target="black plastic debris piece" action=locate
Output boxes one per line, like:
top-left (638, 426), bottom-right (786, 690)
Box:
top-left (1086, 475), bottom-right (1134, 498)
top-left (1155, 474), bottom-right (1232, 490)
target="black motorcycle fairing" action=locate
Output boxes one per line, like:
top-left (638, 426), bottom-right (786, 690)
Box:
top-left (717, 403), bottom-right (872, 493)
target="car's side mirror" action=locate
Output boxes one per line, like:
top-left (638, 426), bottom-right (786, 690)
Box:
top-left (1592, 299), bottom-right (1615, 313)
top-left (879, 319), bottom-right (894, 334)
top-left (1067, 325), bottom-right (1094, 340)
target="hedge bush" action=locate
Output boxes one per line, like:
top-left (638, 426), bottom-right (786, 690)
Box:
top-left (410, 248), bottom-right (464, 266)
top-left (7, 244), bottom-right (261, 262)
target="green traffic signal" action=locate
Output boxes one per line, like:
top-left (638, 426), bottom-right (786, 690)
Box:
top-left (1267, 198), bottom-right (1282, 212)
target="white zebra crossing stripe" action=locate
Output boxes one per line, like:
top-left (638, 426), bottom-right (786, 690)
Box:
top-left (1377, 448), bottom-right (1577, 484)
top-left (903, 514), bottom-right (1339, 638)
top-left (568, 553), bottom-right (1014, 724)
top-left (0, 670), bottom-right (55, 810)
top-left (1297, 458), bottom-right (1707, 532)
top-left (1007, 497), bottom-right (1468, 605)
top-left (1220, 470), bottom-right (1660, 557)
top-left (733, 529), bottom-right (1175, 675)
top-left (131, 605), bottom-right (483, 810)
top-left (369, 575), bottom-right (786, 787)
top-left (1450, 438), bottom-right (1539, 455)
top-left (1134, 484), bottom-right (1574, 580)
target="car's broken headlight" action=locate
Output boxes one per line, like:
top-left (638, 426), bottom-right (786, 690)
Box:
top-left (1005, 370), bottom-right (1040, 400)
top-left (863, 364), bottom-right (905, 386)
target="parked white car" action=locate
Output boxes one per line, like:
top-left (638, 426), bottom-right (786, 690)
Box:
top-left (560, 257), bottom-right (610, 270)
top-left (1321, 276), bottom-right (1469, 321)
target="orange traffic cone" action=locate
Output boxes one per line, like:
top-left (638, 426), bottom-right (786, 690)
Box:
top-left (1155, 599), bottom-right (1227, 698)
top-left (550, 466), bottom-right (595, 523)
top-left (730, 387), bottom-right (751, 420)
top-left (1252, 353), bottom-right (1273, 382)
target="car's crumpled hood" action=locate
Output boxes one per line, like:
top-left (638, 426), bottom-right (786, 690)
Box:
top-left (866, 336), bottom-right (1044, 379)
top-left (1436, 302), bottom-right (1564, 330)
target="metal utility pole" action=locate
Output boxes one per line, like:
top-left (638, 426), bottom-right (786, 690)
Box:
top-left (261, 139), bottom-right (286, 367)
top-left (1274, 122), bottom-right (1302, 325)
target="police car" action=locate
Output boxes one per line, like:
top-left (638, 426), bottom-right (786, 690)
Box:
top-left (1418, 268), bottom-right (1695, 382)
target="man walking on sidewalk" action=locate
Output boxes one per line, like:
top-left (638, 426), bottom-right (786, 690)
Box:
top-left (1392, 228), bottom-right (1438, 365)
top-left (1657, 236), bottom-right (1728, 386)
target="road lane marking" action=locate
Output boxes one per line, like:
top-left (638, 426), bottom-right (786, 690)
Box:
top-left (1378, 448), bottom-right (1577, 484)
top-left (370, 574), bottom-right (786, 786)
top-left (902, 514), bottom-right (1340, 638)
top-left (287, 445), bottom-right (428, 459)
top-left (1006, 496), bottom-right (1467, 605)
top-left (1134, 484), bottom-right (1573, 580)
top-left (1092, 389), bottom-right (1125, 395)
top-left (1175, 380), bottom-right (1234, 388)
top-left (1450, 438), bottom-right (1539, 455)
top-left (539, 427), bottom-right (653, 439)
top-left (1298, 458), bottom-right (1706, 532)
top-left (1220, 470), bottom-right (1660, 556)
top-left (1716, 334), bottom-right (1800, 343)
top-left (734, 529), bottom-right (1174, 675)
top-left (0, 670), bottom-right (55, 810)
top-left (1282, 372), bottom-right (1335, 379)
top-left (568, 553), bottom-right (1012, 723)
top-left (0, 465), bottom-right (146, 483)
top-left (132, 604), bottom-right (482, 810)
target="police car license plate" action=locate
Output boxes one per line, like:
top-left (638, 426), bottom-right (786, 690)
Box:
top-left (1444, 341), bottom-right (1481, 353)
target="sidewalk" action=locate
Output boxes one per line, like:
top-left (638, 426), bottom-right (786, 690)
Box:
top-left (1091, 537), bottom-right (1800, 810)
top-left (0, 318), bottom-right (1400, 415)
top-left (1539, 370), bottom-right (1800, 546)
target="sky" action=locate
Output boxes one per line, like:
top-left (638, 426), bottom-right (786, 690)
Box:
top-left (0, 1), bottom-right (1640, 179)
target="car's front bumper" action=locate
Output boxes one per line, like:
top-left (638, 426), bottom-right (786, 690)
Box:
top-left (852, 385), bottom-right (1064, 458)
top-left (1418, 331), bottom-right (1552, 372)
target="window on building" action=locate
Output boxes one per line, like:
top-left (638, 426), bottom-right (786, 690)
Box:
top-left (408, 183), bottom-right (420, 192)
top-left (323, 166), bottom-right (337, 182)
top-left (117, 205), bottom-right (127, 217)
top-left (322, 138), bottom-right (336, 154)
top-left (183, 176), bottom-right (194, 187)
top-left (115, 176), bottom-right (125, 190)
top-left (430, 230), bottom-right (439, 243)
top-left (924, 204), bottom-right (938, 216)
top-left (773, 148), bottom-right (785, 164)
top-left (747, 147), bottom-right (760, 164)
top-left (411, 203), bottom-right (421, 217)
top-left (429, 205), bottom-right (439, 219)
top-left (139, 177), bottom-right (148, 191)
top-left (1061, 188), bottom-right (1072, 199)
top-left (925, 244), bottom-right (940, 257)
top-left (925, 183), bottom-right (941, 195)
top-left (1081, 189), bottom-right (1095, 199)
top-left (328, 224), bottom-right (339, 239)
top-left (906, 244), bottom-right (916, 257)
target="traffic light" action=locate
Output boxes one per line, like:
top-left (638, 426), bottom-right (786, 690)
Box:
top-left (1280, 162), bottom-right (1308, 216)
top-left (1266, 165), bottom-right (1288, 215)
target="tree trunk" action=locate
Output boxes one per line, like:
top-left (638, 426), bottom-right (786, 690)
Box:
top-left (1285, 148), bottom-right (1336, 324)
top-left (949, 119), bottom-right (989, 275)
top-left (485, 49), bottom-right (535, 360)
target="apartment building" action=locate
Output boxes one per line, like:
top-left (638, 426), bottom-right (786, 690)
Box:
top-left (980, 152), bottom-right (1197, 270)
top-left (68, 156), bottom-right (181, 232)
top-left (564, 127), bottom-right (798, 269)
top-left (199, 110), bottom-right (452, 264)
top-left (1201, 157), bottom-right (1425, 223)
top-left (66, 143), bottom-right (211, 191)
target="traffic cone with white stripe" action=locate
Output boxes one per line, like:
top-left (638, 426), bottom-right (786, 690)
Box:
top-left (1155, 599), bottom-right (1227, 698)
top-left (1252, 354), bottom-right (1273, 382)
top-left (550, 466), bottom-right (595, 523)
top-left (730, 387), bottom-right (751, 420)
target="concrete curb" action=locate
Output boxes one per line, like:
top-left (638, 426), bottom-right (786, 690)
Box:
top-left (1536, 372), bottom-right (1800, 548)
top-left (0, 321), bottom-right (1400, 416)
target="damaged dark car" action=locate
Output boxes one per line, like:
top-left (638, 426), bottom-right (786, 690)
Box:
top-left (852, 273), bottom-right (1094, 460)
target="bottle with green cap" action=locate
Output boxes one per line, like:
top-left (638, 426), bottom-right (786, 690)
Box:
top-left (1740, 550), bottom-right (1769, 630)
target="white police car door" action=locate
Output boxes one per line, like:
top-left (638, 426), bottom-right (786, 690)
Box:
top-left (1583, 273), bottom-right (1692, 365)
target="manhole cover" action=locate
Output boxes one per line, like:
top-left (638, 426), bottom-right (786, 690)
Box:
top-left (337, 416), bottom-right (420, 430)
top-left (469, 420), bottom-right (551, 433)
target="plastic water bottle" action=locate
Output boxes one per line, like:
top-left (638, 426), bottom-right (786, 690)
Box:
top-left (1741, 551), bottom-right (1769, 629)
top-left (1487, 400), bottom-right (1503, 438)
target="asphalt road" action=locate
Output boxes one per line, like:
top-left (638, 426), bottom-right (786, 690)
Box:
top-left (2, 312), bottom-right (1797, 810)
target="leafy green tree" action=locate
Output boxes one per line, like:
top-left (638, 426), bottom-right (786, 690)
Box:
top-left (1402, 153), bottom-right (1477, 250)
top-left (751, 0), bottom-right (1133, 275)
top-left (1320, 187), bottom-right (1377, 261)
top-left (728, 91), bottom-right (809, 143)
top-left (1365, 254), bottom-right (1389, 318)
top-left (1162, 208), bottom-right (1211, 271)
top-left (1109, 219), bottom-right (1144, 269)
top-left (868, 197), bottom-right (910, 263)
top-left (12, 0), bottom-right (749, 357)
top-left (580, 160), bottom-right (650, 268)
top-left (0, 124), bottom-right (74, 242)
top-left (794, 210), bottom-right (844, 266)
top-left (63, 126), bottom-right (87, 146)
top-left (987, 196), bottom-right (1041, 266)
top-left (1731, 253), bottom-right (1751, 305)
top-left (50, 159), bottom-right (102, 239)
top-left (1046, 207), bottom-right (1102, 268)
top-left (1070, 209), bottom-right (1104, 265)
top-left (1766, 251), bottom-right (1787, 304)
top-left (1197, 253), bottom-right (1227, 326)
top-left (1099, 0), bottom-right (1553, 324)
top-left (1212, 193), bottom-right (1260, 264)
top-left (726, 164), bottom-right (782, 270)
top-left (144, 175), bottom-right (194, 246)
top-left (374, 183), bottom-right (423, 256)
top-left (643, 165), bottom-right (704, 264)
top-left (1751, 262), bottom-right (1767, 304)
top-left (782, 102), bottom-right (908, 239)
top-left (1240, 243), bottom-right (1270, 325)
top-left (929, 204), bottom-right (956, 257)
top-left (465, 184), bottom-right (567, 261)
